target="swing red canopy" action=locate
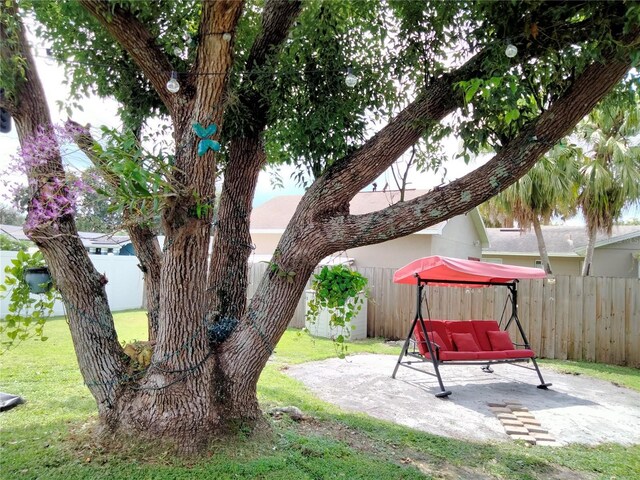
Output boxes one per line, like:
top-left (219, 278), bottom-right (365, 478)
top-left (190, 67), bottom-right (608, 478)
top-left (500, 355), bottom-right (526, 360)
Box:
top-left (393, 255), bottom-right (547, 285)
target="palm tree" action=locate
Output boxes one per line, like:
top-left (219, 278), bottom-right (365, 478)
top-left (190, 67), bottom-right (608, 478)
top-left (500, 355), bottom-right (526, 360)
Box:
top-left (576, 94), bottom-right (640, 276)
top-left (482, 144), bottom-right (579, 274)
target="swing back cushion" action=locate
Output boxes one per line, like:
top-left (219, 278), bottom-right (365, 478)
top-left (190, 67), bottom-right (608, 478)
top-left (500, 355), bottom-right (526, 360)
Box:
top-left (451, 333), bottom-right (481, 352)
top-left (469, 320), bottom-right (501, 350)
top-left (413, 321), bottom-right (452, 357)
top-left (487, 330), bottom-right (515, 350)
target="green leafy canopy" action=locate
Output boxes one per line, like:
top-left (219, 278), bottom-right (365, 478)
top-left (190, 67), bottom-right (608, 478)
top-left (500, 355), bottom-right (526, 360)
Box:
top-left (9, 0), bottom-right (639, 197)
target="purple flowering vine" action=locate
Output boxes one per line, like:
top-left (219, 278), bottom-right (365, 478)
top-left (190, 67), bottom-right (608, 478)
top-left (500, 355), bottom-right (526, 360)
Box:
top-left (3, 122), bottom-right (94, 232)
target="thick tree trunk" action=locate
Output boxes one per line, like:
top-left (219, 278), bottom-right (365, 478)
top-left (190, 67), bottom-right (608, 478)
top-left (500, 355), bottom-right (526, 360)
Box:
top-left (532, 216), bottom-right (553, 275)
top-left (207, 137), bottom-right (265, 322)
top-left (582, 226), bottom-right (597, 276)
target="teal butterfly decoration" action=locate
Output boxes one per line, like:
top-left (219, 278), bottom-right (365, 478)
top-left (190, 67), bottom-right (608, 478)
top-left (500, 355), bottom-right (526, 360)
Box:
top-left (192, 122), bottom-right (217, 138)
top-left (192, 122), bottom-right (220, 156)
top-left (197, 139), bottom-right (221, 156)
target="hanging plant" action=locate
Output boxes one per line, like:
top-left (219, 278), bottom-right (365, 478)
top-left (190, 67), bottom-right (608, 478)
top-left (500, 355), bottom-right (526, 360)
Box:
top-left (0, 250), bottom-right (58, 352)
top-left (305, 265), bottom-right (369, 353)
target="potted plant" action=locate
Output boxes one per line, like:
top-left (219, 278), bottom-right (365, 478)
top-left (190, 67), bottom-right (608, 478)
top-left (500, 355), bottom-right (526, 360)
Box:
top-left (305, 265), bottom-right (369, 345)
top-left (23, 266), bottom-right (53, 294)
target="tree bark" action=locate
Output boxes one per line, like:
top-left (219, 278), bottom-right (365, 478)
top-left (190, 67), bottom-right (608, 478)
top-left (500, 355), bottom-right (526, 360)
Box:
top-left (582, 226), bottom-right (597, 276)
top-left (206, 0), bottom-right (302, 324)
top-left (127, 224), bottom-right (163, 341)
top-left (207, 138), bottom-right (263, 323)
top-left (532, 215), bottom-right (553, 275)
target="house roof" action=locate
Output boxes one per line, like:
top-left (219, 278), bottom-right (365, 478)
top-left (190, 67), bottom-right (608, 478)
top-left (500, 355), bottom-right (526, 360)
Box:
top-left (250, 190), bottom-right (488, 244)
top-left (484, 225), bottom-right (640, 256)
top-left (0, 224), bottom-right (130, 249)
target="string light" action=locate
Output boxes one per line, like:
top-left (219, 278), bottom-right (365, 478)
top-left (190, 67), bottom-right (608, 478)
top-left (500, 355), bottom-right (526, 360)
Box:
top-left (173, 46), bottom-right (182, 57)
top-left (32, 52), bottom-right (368, 80)
top-left (505, 42), bottom-right (518, 58)
top-left (166, 71), bottom-right (180, 93)
top-left (345, 67), bottom-right (358, 88)
top-left (222, 33), bottom-right (232, 42)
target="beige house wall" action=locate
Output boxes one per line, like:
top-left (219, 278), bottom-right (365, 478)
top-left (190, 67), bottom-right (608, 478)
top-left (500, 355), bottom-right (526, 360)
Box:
top-left (482, 253), bottom-right (581, 275)
top-left (251, 215), bottom-right (484, 269)
top-left (345, 235), bottom-right (433, 269)
top-left (591, 241), bottom-right (640, 278)
top-left (251, 231), bottom-right (433, 268)
top-left (432, 215), bottom-right (483, 260)
top-left (251, 232), bottom-right (281, 256)
top-left (483, 236), bottom-right (640, 278)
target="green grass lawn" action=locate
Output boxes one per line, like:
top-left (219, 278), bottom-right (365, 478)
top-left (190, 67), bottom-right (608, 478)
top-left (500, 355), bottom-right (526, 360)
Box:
top-left (1, 310), bottom-right (638, 479)
top-left (539, 359), bottom-right (640, 392)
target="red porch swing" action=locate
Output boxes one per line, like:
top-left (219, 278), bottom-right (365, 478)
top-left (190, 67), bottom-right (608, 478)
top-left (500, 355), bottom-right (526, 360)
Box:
top-left (391, 256), bottom-right (552, 398)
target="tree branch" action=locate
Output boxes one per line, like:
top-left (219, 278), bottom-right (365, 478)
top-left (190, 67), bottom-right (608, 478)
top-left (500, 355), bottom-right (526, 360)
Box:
top-left (205, 0), bottom-right (303, 320)
top-left (305, 52), bottom-right (485, 214)
top-left (304, 10), bottom-right (630, 215)
top-left (68, 120), bottom-right (164, 340)
top-left (236, 0), bottom-right (303, 132)
top-left (78, 0), bottom-right (179, 114)
top-left (329, 42), bottom-right (636, 248)
top-left (1, 1), bottom-right (127, 410)
top-left (192, 0), bottom-right (244, 116)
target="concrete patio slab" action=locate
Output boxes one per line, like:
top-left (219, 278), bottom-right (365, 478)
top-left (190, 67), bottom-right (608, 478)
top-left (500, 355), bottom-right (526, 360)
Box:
top-left (285, 353), bottom-right (640, 446)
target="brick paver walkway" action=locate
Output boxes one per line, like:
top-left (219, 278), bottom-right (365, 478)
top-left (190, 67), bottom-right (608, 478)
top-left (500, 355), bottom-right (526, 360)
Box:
top-left (489, 401), bottom-right (560, 446)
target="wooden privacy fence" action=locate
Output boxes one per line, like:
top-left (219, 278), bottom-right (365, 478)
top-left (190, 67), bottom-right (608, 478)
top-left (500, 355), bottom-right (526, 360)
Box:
top-left (248, 264), bottom-right (640, 367)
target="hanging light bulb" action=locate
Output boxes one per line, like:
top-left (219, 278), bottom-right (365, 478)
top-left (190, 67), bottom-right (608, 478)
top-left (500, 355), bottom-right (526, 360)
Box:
top-left (173, 46), bottom-right (182, 57)
top-left (504, 42), bottom-right (518, 58)
top-left (222, 32), bottom-right (232, 42)
top-left (345, 67), bottom-right (358, 88)
top-left (44, 48), bottom-right (56, 66)
top-left (166, 71), bottom-right (180, 93)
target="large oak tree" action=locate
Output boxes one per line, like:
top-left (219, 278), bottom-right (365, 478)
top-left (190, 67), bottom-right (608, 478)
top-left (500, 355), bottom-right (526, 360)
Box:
top-left (1, 0), bottom-right (638, 450)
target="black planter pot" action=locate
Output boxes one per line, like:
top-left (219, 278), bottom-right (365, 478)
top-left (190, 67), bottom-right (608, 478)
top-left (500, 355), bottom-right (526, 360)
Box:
top-left (23, 267), bottom-right (53, 294)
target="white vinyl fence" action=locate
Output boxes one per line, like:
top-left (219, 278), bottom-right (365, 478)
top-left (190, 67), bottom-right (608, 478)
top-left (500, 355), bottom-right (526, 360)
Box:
top-left (0, 251), bottom-right (144, 318)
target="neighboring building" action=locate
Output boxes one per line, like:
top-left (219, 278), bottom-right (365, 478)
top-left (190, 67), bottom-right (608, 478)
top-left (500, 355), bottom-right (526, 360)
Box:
top-left (0, 224), bottom-right (133, 255)
top-left (482, 225), bottom-right (640, 278)
top-left (249, 190), bottom-right (489, 269)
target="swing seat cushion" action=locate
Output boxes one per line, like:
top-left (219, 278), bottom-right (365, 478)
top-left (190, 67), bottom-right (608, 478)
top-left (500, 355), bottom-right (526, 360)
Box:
top-left (437, 350), bottom-right (534, 360)
top-left (439, 351), bottom-right (482, 360)
top-left (413, 319), bottom-right (536, 361)
top-left (503, 349), bottom-right (535, 359)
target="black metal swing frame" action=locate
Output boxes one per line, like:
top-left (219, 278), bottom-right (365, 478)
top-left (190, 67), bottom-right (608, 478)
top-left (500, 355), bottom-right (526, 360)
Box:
top-left (391, 274), bottom-right (552, 398)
